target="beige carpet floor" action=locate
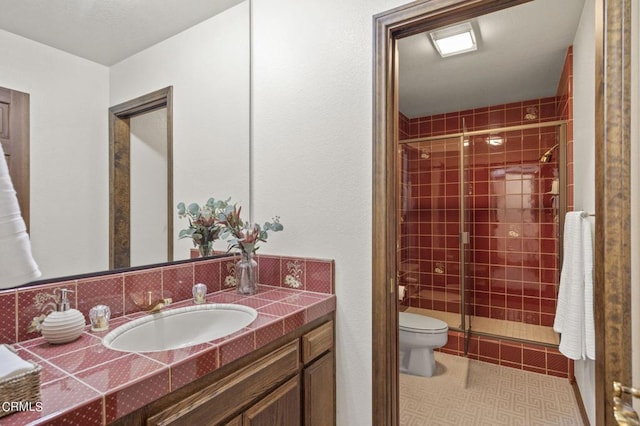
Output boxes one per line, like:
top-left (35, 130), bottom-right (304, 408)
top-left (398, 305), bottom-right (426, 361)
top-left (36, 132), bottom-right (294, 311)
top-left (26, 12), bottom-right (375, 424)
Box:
top-left (400, 352), bottom-right (584, 425)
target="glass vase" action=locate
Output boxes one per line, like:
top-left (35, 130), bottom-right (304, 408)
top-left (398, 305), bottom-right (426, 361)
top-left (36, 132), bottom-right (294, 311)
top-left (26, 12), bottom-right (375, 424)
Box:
top-left (198, 243), bottom-right (213, 257)
top-left (236, 252), bottom-right (258, 295)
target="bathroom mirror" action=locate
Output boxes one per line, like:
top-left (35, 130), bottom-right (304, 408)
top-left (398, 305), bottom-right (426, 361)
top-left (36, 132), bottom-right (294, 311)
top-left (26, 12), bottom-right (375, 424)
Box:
top-left (0, 0), bottom-right (251, 283)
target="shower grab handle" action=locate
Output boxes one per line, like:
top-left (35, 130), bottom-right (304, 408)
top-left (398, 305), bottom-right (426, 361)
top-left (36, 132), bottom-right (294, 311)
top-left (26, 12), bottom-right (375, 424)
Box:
top-left (459, 232), bottom-right (470, 244)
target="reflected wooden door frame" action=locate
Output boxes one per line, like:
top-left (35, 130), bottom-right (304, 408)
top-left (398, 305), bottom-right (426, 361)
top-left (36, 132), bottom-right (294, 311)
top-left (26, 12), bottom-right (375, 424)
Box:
top-left (371, 1), bottom-right (631, 425)
top-left (0, 87), bottom-right (30, 231)
top-left (109, 86), bottom-right (173, 269)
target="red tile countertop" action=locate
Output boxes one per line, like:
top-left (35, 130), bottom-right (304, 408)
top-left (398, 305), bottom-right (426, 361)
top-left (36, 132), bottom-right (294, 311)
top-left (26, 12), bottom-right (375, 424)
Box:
top-left (3, 285), bottom-right (336, 425)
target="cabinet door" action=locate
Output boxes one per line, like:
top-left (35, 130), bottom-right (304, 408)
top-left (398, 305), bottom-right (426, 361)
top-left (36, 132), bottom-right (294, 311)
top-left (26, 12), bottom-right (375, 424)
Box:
top-left (223, 415), bottom-right (242, 426)
top-left (304, 352), bottom-right (335, 426)
top-left (243, 375), bottom-right (300, 426)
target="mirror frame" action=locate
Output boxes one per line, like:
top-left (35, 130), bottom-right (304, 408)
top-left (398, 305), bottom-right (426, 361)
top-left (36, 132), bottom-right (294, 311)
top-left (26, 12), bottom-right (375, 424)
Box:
top-left (372, 1), bottom-right (631, 425)
top-left (109, 86), bottom-right (174, 269)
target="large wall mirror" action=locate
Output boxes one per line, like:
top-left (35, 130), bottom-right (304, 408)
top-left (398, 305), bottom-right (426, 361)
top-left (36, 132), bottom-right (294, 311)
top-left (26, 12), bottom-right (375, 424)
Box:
top-left (0, 0), bottom-right (251, 283)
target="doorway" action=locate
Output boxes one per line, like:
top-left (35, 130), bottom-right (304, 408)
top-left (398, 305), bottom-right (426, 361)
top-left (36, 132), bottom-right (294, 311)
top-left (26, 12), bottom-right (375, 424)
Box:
top-left (0, 86), bottom-right (30, 230)
top-left (109, 87), bottom-right (173, 269)
top-left (372, 1), bottom-right (632, 425)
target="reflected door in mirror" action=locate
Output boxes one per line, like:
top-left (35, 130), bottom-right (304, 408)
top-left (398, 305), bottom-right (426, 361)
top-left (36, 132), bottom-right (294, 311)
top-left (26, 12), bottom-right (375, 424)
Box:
top-left (0, 86), bottom-right (30, 230)
top-left (130, 107), bottom-right (168, 266)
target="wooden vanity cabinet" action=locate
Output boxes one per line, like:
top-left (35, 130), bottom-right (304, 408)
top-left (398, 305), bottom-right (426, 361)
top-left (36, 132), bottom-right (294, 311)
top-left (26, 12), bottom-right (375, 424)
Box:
top-left (139, 317), bottom-right (334, 426)
top-left (301, 321), bottom-right (335, 426)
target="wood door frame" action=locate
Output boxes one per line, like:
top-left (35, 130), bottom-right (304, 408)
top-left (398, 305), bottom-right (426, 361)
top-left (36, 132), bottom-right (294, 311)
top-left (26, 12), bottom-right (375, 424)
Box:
top-left (371, 1), bottom-right (631, 425)
top-left (109, 86), bottom-right (173, 269)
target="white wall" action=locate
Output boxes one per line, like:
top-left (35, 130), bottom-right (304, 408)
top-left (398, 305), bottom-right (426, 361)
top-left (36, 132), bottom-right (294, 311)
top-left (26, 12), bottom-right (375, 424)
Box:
top-left (0, 29), bottom-right (109, 280)
top-left (572, 0), bottom-right (596, 423)
top-left (250, 0), bottom-right (406, 423)
top-left (109, 1), bottom-right (250, 260)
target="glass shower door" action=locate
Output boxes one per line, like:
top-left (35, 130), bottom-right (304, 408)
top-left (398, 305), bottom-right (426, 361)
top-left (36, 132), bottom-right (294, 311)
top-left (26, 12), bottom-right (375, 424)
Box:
top-left (397, 136), bottom-right (464, 330)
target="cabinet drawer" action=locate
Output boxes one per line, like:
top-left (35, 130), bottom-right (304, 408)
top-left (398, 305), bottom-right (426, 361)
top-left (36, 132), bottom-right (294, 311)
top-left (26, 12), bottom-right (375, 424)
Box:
top-left (302, 321), bottom-right (333, 364)
top-left (147, 340), bottom-right (299, 426)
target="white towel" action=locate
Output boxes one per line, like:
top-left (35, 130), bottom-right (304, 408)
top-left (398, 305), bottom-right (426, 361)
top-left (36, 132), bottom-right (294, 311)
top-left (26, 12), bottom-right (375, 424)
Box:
top-left (0, 345), bottom-right (36, 381)
top-left (0, 144), bottom-right (41, 288)
top-left (553, 211), bottom-right (595, 360)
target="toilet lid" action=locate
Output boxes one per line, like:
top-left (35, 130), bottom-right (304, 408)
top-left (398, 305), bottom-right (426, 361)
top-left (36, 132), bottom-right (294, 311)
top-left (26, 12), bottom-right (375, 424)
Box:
top-left (399, 312), bottom-right (448, 333)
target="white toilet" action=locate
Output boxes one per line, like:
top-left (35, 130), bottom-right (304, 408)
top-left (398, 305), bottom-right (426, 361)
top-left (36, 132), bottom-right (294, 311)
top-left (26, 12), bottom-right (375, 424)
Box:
top-left (399, 312), bottom-right (449, 377)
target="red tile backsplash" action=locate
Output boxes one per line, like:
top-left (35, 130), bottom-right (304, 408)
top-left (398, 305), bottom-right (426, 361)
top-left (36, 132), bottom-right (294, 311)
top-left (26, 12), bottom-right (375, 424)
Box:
top-left (124, 269), bottom-right (163, 314)
top-left (1, 254), bottom-right (334, 347)
top-left (255, 255), bottom-right (281, 286)
top-left (77, 275), bottom-right (124, 321)
top-left (194, 258), bottom-right (222, 293)
top-left (0, 291), bottom-right (16, 343)
top-left (162, 263), bottom-right (195, 303)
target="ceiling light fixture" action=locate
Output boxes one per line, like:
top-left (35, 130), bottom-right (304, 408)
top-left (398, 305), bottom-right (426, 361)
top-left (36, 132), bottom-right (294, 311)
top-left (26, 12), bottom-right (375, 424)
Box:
top-left (486, 136), bottom-right (504, 146)
top-left (430, 22), bottom-right (477, 58)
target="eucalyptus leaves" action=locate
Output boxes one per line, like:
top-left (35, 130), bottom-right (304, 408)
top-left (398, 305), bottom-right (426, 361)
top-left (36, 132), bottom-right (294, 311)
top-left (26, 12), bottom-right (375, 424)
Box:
top-left (177, 197), bottom-right (283, 257)
top-left (177, 197), bottom-right (229, 257)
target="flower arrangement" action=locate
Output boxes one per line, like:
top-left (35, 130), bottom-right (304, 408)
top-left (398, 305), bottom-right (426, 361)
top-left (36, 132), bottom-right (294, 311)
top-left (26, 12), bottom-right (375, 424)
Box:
top-left (177, 197), bottom-right (230, 257)
top-left (217, 204), bottom-right (284, 258)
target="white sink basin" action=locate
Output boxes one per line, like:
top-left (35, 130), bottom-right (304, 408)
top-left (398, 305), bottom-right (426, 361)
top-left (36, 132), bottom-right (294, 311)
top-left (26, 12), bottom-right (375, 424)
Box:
top-left (102, 304), bottom-right (257, 352)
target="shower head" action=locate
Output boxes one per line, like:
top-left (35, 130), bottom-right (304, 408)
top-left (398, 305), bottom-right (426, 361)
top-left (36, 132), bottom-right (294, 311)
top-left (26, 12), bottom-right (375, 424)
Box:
top-left (539, 144), bottom-right (559, 163)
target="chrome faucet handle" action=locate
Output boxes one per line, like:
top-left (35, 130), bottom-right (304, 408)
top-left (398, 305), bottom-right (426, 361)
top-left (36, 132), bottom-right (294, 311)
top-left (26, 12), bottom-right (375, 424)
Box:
top-left (193, 283), bottom-right (207, 304)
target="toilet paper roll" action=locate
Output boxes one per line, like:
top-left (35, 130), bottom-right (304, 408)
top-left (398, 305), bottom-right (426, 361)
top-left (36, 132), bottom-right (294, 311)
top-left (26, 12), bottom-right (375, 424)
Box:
top-left (398, 285), bottom-right (406, 301)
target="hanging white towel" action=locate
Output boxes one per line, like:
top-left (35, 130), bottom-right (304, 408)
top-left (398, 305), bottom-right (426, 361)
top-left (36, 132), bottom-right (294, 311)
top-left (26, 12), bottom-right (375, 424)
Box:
top-left (0, 144), bottom-right (41, 288)
top-left (553, 211), bottom-right (595, 360)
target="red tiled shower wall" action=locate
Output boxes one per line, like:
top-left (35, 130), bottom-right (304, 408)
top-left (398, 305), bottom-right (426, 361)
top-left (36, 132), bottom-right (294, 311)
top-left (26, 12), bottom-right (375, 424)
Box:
top-left (400, 105), bottom-right (561, 326)
top-left (0, 254), bottom-right (334, 345)
top-left (400, 96), bottom-right (563, 141)
top-left (400, 137), bottom-right (463, 314)
top-left (398, 46), bottom-right (574, 328)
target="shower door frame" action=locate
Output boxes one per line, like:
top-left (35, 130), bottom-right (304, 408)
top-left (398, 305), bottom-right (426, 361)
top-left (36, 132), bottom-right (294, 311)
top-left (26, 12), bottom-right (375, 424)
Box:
top-left (397, 134), bottom-right (468, 333)
top-left (399, 120), bottom-right (567, 349)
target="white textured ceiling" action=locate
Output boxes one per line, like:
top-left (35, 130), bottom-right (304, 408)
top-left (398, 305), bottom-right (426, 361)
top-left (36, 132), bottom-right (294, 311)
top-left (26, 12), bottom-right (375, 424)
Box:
top-left (0, 0), bottom-right (244, 66)
top-left (0, 0), bottom-right (586, 107)
top-left (398, 0), bottom-right (586, 118)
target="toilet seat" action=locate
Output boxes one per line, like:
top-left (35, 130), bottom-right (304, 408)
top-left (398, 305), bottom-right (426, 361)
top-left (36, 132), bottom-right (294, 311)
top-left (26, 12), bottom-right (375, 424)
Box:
top-left (399, 312), bottom-right (448, 334)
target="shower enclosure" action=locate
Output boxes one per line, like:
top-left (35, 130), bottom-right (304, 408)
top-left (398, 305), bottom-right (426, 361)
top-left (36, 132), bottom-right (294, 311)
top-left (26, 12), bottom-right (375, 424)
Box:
top-left (398, 121), bottom-right (566, 351)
